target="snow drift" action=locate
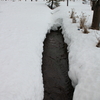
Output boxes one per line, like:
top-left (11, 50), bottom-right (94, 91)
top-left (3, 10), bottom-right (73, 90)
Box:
top-left (51, 1), bottom-right (100, 100)
top-left (0, 1), bottom-right (52, 100)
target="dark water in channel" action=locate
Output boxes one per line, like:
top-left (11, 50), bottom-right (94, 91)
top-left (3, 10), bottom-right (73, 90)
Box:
top-left (42, 29), bottom-right (74, 100)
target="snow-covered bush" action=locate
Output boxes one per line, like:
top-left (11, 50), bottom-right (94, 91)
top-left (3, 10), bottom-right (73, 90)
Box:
top-left (72, 16), bottom-right (77, 23)
top-left (79, 13), bottom-right (87, 29)
top-left (96, 41), bottom-right (100, 47)
top-left (79, 13), bottom-right (89, 33)
top-left (82, 0), bottom-right (90, 4)
top-left (70, 8), bottom-right (75, 18)
top-left (69, 8), bottom-right (77, 23)
top-left (46, 0), bottom-right (60, 9)
top-left (54, 0), bottom-right (60, 7)
top-left (82, 25), bottom-right (89, 33)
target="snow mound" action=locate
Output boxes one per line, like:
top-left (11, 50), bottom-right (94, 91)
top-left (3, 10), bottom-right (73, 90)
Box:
top-left (0, 1), bottom-right (52, 100)
top-left (52, 1), bottom-right (100, 100)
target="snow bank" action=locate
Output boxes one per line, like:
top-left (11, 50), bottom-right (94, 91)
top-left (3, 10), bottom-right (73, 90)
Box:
top-left (0, 1), bottom-right (52, 100)
top-left (52, 1), bottom-right (100, 100)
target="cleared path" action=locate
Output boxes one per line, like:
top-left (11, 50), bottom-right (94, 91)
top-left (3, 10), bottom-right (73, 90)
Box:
top-left (42, 29), bottom-right (74, 100)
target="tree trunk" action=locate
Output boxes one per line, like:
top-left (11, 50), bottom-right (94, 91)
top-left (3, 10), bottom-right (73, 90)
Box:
top-left (67, 0), bottom-right (68, 6)
top-left (92, 1), bottom-right (96, 10)
top-left (91, 0), bottom-right (100, 30)
top-left (51, 0), bottom-right (53, 9)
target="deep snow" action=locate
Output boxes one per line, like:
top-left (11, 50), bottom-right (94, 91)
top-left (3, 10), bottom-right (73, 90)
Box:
top-left (0, 0), bottom-right (100, 100)
top-left (0, 1), bottom-right (52, 100)
top-left (51, 1), bottom-right (100, 100)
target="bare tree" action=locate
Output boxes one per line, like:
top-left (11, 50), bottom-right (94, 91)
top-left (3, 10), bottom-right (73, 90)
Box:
top-left (91, 0), bottom-right (100, 30)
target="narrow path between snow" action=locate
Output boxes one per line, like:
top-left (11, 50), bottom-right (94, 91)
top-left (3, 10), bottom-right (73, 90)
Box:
top-left (42, 29), bottom-right (74, 100)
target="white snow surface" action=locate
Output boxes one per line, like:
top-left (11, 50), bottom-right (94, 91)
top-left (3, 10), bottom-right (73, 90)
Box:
top-left (0, 0), bottom-right (100, 100)
top-left (52, 1), bottom-right (100, 100)
top-left (0, 1), bottom-right (52, 100)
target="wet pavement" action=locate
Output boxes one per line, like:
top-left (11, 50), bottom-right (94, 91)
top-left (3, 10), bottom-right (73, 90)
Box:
top-left (42, 29), bottom-right (74, 100)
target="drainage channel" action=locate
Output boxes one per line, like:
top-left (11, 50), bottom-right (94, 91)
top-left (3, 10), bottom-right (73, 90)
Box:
top-left (42, 28), bottom-right (74, 100)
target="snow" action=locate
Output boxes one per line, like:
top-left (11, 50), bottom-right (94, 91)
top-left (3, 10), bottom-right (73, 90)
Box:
top-left (0, 1), bottom-right (52, 100)
top-left (0, 0), bottom-right (100, 100)
top-left (51, 1), bottom-right (100, 100)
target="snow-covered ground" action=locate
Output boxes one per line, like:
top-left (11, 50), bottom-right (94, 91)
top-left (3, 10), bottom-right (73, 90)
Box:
top-left (0, 0), bottom-right (100, 100)
top-left (52, 1), bottom-right (100, 100)
top-left (0, 1), bottom-right (52, 100)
